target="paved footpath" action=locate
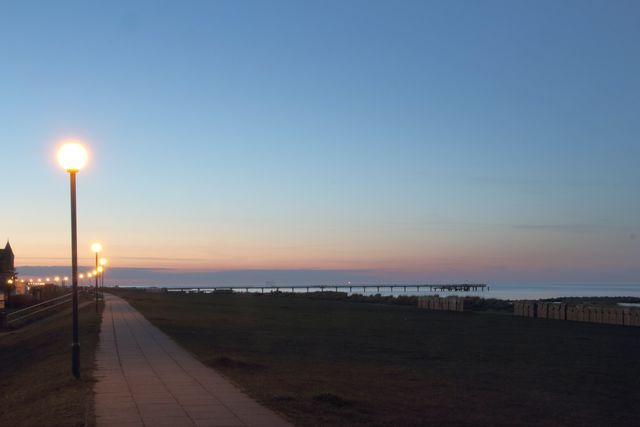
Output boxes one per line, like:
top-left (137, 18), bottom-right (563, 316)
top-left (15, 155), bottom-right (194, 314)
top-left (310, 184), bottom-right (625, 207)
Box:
top-left (94, 294), bottom-right (293, 427)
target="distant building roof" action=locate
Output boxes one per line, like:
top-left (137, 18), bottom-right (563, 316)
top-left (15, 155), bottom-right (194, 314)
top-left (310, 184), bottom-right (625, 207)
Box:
top-left (0, 241), bottom-right (13, 256)
top-left (0, 240), bottom-right (15, 275)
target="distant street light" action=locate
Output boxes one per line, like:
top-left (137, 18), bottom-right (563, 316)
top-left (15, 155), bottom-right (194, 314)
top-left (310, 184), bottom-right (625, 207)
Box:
top-left (57, 140), bottom-right (88, 379)
top-left (91, 243), bottom-right (102, 312)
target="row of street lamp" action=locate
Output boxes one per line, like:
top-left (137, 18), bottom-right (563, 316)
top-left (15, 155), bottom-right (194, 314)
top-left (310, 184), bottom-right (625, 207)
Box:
top-left (14, 255), bottom-right (108, 287)
top-left (91, 243), bottom-right (107, 312)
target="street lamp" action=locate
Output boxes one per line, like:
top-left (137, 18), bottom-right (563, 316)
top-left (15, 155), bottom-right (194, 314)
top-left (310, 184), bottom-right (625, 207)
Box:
top-left (57, 140), bottom-right (88, 379)
top-left (91, 243), bottom-right (102, 312)
top-left (97, 266), bottom-right (104, 300)
top-left (100, 257), bottom-right (108, 298)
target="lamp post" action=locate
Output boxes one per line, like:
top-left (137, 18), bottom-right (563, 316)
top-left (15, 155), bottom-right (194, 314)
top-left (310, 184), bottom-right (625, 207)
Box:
top-left (100, 258), bottom-right (108, 299)
top-left (97, 266), bottom-right (104, 300)
top-left (57, 141), bottom-right (88, 380)
top-left (91, 243), bottom-right (102, 312)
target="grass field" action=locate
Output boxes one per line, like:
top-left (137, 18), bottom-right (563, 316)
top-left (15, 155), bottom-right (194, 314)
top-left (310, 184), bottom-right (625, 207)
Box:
top-left (0, 301), bottom-right (102, 427)
top-left (112, 289), bottom-right (640, 426)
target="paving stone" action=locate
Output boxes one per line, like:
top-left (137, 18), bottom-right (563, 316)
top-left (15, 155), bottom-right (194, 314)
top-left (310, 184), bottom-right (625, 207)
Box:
top-left (141, 416), bottom-right (195, 427)
top-left (182, 404), bottom-right (236, 418)
top-left (193, 418), bottom-right (246, 427)
top-left (94, 294), bottom-right (292, 427)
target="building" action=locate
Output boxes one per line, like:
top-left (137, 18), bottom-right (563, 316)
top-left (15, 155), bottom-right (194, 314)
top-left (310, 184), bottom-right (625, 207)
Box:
top-left (0, 241), bottom-right (16, 292)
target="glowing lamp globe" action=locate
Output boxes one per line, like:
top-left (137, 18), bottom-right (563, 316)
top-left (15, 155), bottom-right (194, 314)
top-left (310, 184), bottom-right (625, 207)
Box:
top-left (100, 257), bottom-right (108, 266)
top-left (57, 142), bottom-right (88, 172)
top-left (91, 242), bottom-right (102, 253)
top-left (97, 266), bottom-right (104, 273)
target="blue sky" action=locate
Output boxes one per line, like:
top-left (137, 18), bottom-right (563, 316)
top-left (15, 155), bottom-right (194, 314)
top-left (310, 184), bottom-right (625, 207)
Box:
top-left (1, 1), bottom-right (639, 284)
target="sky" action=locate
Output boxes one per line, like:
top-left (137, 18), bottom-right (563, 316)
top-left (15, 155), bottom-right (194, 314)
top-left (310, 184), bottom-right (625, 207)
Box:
top-left (1, 0), bottom-right (639, 285)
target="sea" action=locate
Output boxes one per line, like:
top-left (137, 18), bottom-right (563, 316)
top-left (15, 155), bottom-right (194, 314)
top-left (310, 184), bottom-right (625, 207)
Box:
top-left (430, 283), bottom-right (640, 300)
top-left (136, 283), bottom-right (640, 300)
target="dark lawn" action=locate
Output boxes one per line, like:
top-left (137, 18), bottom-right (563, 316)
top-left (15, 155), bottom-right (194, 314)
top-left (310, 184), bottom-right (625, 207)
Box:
top-left (0, 301), bottom-right (102, 427)
top-left (112, 289), bottom-right (640, 427)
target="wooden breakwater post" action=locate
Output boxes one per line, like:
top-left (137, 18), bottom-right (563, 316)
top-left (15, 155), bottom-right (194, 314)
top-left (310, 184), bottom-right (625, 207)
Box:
top-left (536, 302), bottom-right (567, 320)
top-left (513, 301), bottom-right (537, 318)
top-left (417, 295), bottom-right (464, 312)
top-left (514, 301), bottom-right (640, 327)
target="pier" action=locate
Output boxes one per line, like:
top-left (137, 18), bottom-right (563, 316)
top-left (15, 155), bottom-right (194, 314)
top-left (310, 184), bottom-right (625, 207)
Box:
top-left (165, 283), bottom-right (488, 294)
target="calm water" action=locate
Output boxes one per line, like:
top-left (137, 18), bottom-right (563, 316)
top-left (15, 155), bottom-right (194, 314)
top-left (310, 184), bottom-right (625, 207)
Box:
top-left (438, 283), bottom-right (640, 300)
top-left (148, 283), bottom-right (640, 300)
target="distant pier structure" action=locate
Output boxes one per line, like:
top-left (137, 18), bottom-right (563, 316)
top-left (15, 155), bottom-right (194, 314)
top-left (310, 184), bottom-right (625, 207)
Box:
top-left (166, 283), bottom-right (488, 294)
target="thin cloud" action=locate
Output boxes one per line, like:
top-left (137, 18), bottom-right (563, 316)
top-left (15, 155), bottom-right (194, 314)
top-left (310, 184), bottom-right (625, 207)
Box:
top-left (512, 224), bottom-right (607, 233)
